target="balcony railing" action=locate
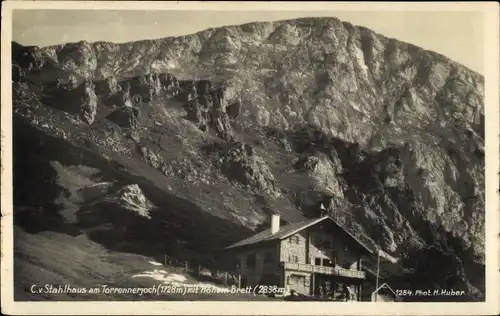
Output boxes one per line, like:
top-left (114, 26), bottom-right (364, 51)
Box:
top-left (282, 262), bottom-right (366, 279)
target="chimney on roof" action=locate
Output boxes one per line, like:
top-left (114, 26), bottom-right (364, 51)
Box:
top-left (271, 214), bottom-right (280, 234)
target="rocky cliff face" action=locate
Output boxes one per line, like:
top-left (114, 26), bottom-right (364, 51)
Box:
top-left (11, 17), bottom-right (484, 300)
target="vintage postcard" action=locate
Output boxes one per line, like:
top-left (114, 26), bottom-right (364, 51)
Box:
top-left (1, 1), bottom-right (499, 315)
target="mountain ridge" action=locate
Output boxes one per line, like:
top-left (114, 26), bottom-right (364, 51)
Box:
top-left (11, 16), bottom-right (485, 301)
top-left (14, 16), bottom-right (483, 77)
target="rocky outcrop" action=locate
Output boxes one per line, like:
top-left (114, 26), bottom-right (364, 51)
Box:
top-left (57, 41), bottom-right (97, 79)
top-left (75, 183), bottom-right (156, 237)
top-left (226, 101), bottom-right (241, 119)
top-left (138, 145), bottom-right (167, 172)
top-left (214, 142), bottom-right (281, 198)
top-left (115, 72), bottom-right (180, 105)
top-left (79, 81), bottom-right (98, 124)
top-left (106, 106), bottom-right (140, 129)
top-left (158, 72), bottom-right (180, 96)
top-left (41, 79), bottom-right (98, 124)
top-left (181, 80), bottom-right (235, 141)
top-left (101, 184), bottom-right (155, 219)
top-left (12, 42), bottom-right (51, 78)
top-left (95, 76), bottom-right (122, 97)
top-left (77, 72), bottom-right (181, 110)
top-left (293, 152), bottom-right (346, 204)
top-left (120, 75), bottom-right (151, 103)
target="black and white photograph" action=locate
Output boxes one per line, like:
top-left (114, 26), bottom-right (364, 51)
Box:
top-left (1, 1), bottom-right (499, 315)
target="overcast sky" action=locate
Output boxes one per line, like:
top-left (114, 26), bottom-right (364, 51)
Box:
top-left (12, 9), bottom-right (484, 74)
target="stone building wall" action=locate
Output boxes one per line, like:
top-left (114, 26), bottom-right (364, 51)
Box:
top-left (279, 231), bottom-right (308, 264)
top-left (236, 243), bottom-right (280, 286)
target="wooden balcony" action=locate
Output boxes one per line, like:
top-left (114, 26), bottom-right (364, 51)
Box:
top-left (282, 262), bottom-right (366, 279)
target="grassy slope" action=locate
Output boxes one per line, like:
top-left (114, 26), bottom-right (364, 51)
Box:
top-left (14, 227), bottom-right (277, 301)
top-left (14, 226), bottom-right (158, 301)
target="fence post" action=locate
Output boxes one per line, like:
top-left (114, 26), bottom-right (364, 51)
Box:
top-left (238, 274), bottom-right (241, 289)
top-left (164, 255), bottom-right (167, 266)
top-left (224, 272), bottom-right (228, 286)
top-left (185, 261), bottom-right (189, 273)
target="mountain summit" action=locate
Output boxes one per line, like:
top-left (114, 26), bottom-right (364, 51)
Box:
top-left (12, 17), bottom-right (484, 301)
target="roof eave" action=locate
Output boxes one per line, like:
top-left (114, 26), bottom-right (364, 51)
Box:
top-left (276, 216), bottom-right (330, 240)
top-left (324, 217), bottom-right (374, 255)
top-left (224, 216), bottom-right (374, 255)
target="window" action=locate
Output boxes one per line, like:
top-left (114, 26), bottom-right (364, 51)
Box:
top-left (289, 235), bottom-right (300, 244)
top-left (322, 258), bottom-right (334, 267)
top-left (315, 258), bottom-right (322, 266)
top-left (288, 255), bottom-right (299, 263)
